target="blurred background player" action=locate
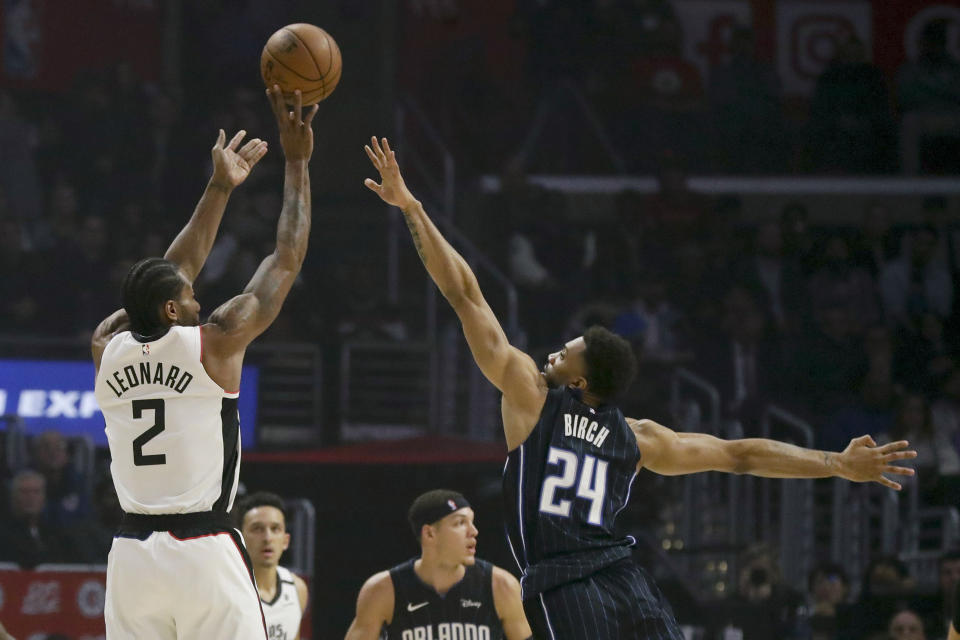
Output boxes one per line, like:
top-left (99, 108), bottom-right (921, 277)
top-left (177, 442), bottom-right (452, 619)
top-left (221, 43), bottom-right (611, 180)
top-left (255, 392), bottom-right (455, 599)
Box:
top-left (364, 135), bottom-right (919, 639)
top-left (344, 489), bottom-right (532, 639)
top-left (92, 86), bottom-right (316, 639)
top-left (236, 491), bottom-right (309, 640)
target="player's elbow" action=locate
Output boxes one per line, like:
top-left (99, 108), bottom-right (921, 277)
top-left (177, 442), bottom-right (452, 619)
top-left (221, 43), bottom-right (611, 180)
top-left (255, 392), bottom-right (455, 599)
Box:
top-left (274, 243), bottom-right (306, 271)
top-left (726, 440), bottom-right (757, 474)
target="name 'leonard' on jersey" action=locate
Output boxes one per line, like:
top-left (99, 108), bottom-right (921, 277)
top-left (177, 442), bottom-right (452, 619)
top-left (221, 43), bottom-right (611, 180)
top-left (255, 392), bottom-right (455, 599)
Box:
top-left (94, 326), bottom-right (242, 516)
top-left (502, 387), bottom-right (641, 598)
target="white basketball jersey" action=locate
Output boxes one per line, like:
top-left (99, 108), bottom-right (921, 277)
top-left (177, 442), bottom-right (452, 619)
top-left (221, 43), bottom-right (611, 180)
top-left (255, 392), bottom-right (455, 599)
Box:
top-left (95, 325), bottom-right (242, 515)
top-left (262, 566), bottom-right (303, 640)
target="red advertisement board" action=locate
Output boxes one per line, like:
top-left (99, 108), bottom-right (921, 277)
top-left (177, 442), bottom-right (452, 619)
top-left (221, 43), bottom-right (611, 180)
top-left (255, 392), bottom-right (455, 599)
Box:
top-left (0, 565), bottom-right (312, 639)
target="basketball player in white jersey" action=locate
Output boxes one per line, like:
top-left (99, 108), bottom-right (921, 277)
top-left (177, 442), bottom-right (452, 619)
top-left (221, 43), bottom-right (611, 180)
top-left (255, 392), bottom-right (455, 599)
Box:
top-left (236, 492), bottom-right (309, 640)
top-left (91, 86), bottom-right (317, 640)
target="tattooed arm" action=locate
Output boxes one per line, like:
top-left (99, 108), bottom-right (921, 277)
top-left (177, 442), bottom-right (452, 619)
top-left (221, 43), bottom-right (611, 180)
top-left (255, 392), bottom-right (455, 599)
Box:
top-left (629, 419), bottom-right (917, 490)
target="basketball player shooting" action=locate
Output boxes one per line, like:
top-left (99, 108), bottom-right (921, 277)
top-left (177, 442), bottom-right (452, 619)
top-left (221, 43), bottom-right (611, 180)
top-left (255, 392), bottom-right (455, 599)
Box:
top-left (91, 87), bottom-right (317, 640)
top-left (363, 136), bottom-right (918, 640)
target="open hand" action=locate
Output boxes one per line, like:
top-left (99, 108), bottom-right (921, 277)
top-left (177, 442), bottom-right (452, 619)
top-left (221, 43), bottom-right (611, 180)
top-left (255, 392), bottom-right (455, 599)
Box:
top-left (838, 435), bottom-right (917, 490)
top-left (364, 136), bottom-right (416, 209)
top-left (267, 85), bottom-right (318, 162)
top-left (211, 129), bottom-right (268, 189)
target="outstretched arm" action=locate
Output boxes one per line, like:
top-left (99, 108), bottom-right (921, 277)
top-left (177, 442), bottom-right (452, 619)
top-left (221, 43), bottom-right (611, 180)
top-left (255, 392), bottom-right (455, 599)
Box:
top-left (364, 137), bottom-right (546, 449)
top-left (630, 419), bottom-right (917, 490)
top-left (164, 129), bottom-right (268, 282)
top-left (203, 88), bottom-right (316, 366)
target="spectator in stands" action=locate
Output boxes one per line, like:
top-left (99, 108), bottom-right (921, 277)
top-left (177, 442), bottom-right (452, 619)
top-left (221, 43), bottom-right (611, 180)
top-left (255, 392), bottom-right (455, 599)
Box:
top-left (852, 201), bottom-right (902, 278)
top-left (0, 90), bottom-right (42, 224)
top-left (780, 201), bottom-right (818, 276)
top-left (897, 19), bottom-right (960, 115)
top-left (878, 392), bottom-right (942, 503)
top-left (930, 551), bottom-right (960, 639)
top-left (30, 430), bottom-right (90, 527)
top-left (695, 283), bottom-right (782, 433)
top-left (612, 269), bottom-right (686, 364)
top-left (808, 34), bottom-right (895, 174)
top-left (808, 562), bottom-right (850, 640)
top-left (808, 233), bottom-right (881, 334)
top-left (838, 556), bottom-right (917, 640)
top-left (895, 313), bottom-right (959, 395)
top-left (880, 225), bottom-right (953, 331)
top-left (722, 544), bottom-right (805, 640)
top-left (707, 25), bottom-right (784, 173)
top-left (733, 220), bottom-right (806, 333)
top-left (62, 476), bottom-right (122, 564)
top-left (0, 216), bottom-right (48, 334)
top-left (889, 608), bottom-right (929, 640)
top-left (0, 470), bottom-right (66, 568)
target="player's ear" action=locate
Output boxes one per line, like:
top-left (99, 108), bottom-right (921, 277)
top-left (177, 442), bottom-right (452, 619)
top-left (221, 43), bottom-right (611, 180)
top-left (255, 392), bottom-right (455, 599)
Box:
top-left (421, 524), bottom-right (435, 543)
top-left (163, 300), bottom-right (178, 323)
top-left (568, 376), bottom-right (588, 391)
top-left (282, 532), bottom-right (291, 551)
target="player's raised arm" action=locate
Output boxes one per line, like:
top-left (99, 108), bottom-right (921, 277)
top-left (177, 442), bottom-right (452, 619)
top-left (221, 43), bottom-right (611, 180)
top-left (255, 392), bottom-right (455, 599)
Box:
top-left (164, 128), bottom-right (269, 282)
top-left (344, 571), bottom-right (394, 640)
top-left (364, 136), bottom-right (545, 448)
top-left (630, 418), bottom-right (917, 490)
top-left (203, 87), bottom-right (317, 361)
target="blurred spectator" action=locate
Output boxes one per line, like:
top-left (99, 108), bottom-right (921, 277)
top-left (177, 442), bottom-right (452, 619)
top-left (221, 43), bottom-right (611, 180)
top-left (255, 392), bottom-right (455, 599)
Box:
top-left (733, 220), bottom-right (806, 333)
top-left (0, 470), bottom-right (66, 568)
top-left (838, 555), bottom-right (916, 640)
top-left (780, 202), bottom-right (818, 276)
top-left (808, 35), bottom-right (895, 174)
top-left (695, 284), bottom-right (782, 432)
top-left (895, 312), bottom-right (959, 394)
top-left (0, 90), bottom-right (42, 224)
top-left (721, 544), bottom-right (805, 640)
top-left (643, 153), bottom-right (713, 245)
top-left (877, 392), bottom-right (945, 503)
top-left (61, 476), bottom-right (122, 565)
top-left (808, 562), bottom-right (850, 640)
top-left (30, 430), bottom-right (91, 527)
top-left (897, 19), bottom-right (960, 114)
top-left (931, 551), bottom-right (960, 638)
top-left (852, 201), bottom-right (903, 278)
top-left (612, 270), bottom-right (686, 363)
top-left (880, 225), bottom-right (953, 331)
top-left (593, 190), bottom-right (645, 299)
top-left (888, 608), bottom-right (928, 640)
top-left (708, 25), bottom-right (784, 173)
top-left (0, 216), bottom-right (49, 334)
top-left (807, 233), bottom-right (881, 333)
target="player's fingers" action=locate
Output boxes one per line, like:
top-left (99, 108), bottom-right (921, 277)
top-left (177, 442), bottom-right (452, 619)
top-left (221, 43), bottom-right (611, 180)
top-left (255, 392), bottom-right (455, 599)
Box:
top-left (878, 476), bottom-right (902, 491)
top-left (883, 450), bottom-right (918, 462)
top-left (371, 135), bottom-right (385, 160)
top-left (293, 89), bottom-right (303, 123)
top-left (248, 142), bottom-right (269, 165)
top-left (382, 137), bottom-right (393, 155)
top-left (884, 465), bottom-right (915, 476)
top-left (304, 103), bottom-right (319, 126)
top-left (238, 138), bottom-right (261, 155)
top-left (364, 178), bottom-right (381, 192)
top-left (364, 145), bottom-right (380, 167)
top-left (214, 129), bottom-right (225, 149)
top-left (854, 434), bottom-right (876, 447)
top-left (227, 130), bottom-right (246, 151)
top-left (878, 440), bottom-right (910, 453)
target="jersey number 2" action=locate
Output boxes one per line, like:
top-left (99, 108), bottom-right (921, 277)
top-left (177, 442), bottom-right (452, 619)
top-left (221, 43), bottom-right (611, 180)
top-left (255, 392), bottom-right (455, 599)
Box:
top-left (132, 399), bottom-right (167, 466)
top-left (539, 446), bottom-right (608, 525)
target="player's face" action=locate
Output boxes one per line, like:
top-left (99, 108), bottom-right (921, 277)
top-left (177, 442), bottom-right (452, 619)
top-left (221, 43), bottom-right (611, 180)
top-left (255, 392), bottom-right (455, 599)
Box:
top-left (241, 506), bottom-right (290, 568)
top-left (172, 273), bottom-right (201, 327)
top-left (542, 337), bottom-right (587, 390)
top-left (432, 508), bottom-right (478, 567)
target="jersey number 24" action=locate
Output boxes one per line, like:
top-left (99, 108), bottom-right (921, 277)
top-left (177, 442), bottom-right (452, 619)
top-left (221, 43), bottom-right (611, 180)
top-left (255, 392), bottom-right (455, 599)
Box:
top-left (539, 446), bottom-right (608, 525)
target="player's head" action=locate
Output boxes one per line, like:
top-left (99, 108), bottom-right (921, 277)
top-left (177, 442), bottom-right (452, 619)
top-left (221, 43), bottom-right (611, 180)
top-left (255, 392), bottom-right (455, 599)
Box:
top-left (121, 257), bottom-right (200, 336)
top-left (542, 326), bottom-right (637, 403)
top-left (408, 489), bottom-right (477, 567)
top-left (235, 491), bottom-right (290, 569)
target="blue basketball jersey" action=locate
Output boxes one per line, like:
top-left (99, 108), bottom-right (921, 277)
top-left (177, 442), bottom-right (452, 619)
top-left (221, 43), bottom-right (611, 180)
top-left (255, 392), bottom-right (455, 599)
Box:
top-left (502, 387), bottom-right (641, 598)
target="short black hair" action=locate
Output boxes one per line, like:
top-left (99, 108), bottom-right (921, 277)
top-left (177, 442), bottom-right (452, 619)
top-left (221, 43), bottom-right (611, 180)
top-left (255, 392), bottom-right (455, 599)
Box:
top-left (582, 325), bottom-right (637, 402)
top-left (808, 561), bottom-right (849, 591)
top-left (121, 257), bottom-right (185, 336)
top-left (407, 489), bottom-right (470, 540)
top-left (233, 491), bottom-right (288, 529)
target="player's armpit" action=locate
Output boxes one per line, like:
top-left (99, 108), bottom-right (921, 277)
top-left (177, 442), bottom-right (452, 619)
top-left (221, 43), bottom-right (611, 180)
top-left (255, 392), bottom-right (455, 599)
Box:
top-left (344, 571), bottom-right (394, 640)
top-left (491, 567), bottom-right (533, 640)
top-left (629, 418), bottom-right (738, 476)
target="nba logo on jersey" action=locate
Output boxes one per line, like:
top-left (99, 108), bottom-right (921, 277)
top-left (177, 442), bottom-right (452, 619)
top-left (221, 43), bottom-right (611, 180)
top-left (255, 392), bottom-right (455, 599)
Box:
top-left (141, 344), bottom-right (150, 356)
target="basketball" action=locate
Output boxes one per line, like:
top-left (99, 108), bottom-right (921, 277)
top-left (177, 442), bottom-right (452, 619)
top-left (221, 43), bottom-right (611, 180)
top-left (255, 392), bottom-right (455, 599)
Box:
top-left (260, 23), bottom-right (342, 105)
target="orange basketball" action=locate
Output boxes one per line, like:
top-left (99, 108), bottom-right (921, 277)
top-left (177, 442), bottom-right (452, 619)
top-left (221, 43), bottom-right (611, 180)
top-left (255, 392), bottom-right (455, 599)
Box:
top-left (260, 23), bottom-right (342, 105)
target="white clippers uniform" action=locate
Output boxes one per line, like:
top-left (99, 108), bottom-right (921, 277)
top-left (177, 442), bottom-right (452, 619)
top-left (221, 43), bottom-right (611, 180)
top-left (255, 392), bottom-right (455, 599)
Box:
top-left (95, 325), bottom-right (266, 640)
top-left (262, 566), bottom-right (304, 640)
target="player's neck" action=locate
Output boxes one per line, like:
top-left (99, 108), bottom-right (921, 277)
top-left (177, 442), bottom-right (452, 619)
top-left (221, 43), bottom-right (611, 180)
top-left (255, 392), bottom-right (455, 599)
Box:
top-left (254, 564), bottom-right (278, 599)
top-left (414, 556), bottom-right (466, 596)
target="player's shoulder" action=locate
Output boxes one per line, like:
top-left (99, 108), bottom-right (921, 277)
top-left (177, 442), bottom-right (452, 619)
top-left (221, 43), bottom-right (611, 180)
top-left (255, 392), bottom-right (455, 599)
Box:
top-left (292, 572), bottom-right (309, 610)
top-left (489, 565), bottom-right (522, 602)
top-left (359, 570), bottom-right (395, 603)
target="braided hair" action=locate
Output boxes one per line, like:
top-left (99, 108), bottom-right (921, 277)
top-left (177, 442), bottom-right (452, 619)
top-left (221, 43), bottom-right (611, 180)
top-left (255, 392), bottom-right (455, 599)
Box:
top-left (120, 257), bottom-right (185, 336)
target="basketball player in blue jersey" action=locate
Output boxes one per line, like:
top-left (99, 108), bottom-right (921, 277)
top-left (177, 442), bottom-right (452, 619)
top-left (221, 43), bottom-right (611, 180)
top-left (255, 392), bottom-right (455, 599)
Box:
top-left (363, 136), bottom-right (919, 640)
top-left (236, 492), bottom-right (310, 640)
top-left (91, 87), bottom-right (317, 640)
top-left (345, 489), bottom-right (532, 640)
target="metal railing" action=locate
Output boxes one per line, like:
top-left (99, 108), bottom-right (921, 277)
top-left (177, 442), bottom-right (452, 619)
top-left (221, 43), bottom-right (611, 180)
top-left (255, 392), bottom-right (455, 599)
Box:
top-left (284, 497), bottom-right (316, 577)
